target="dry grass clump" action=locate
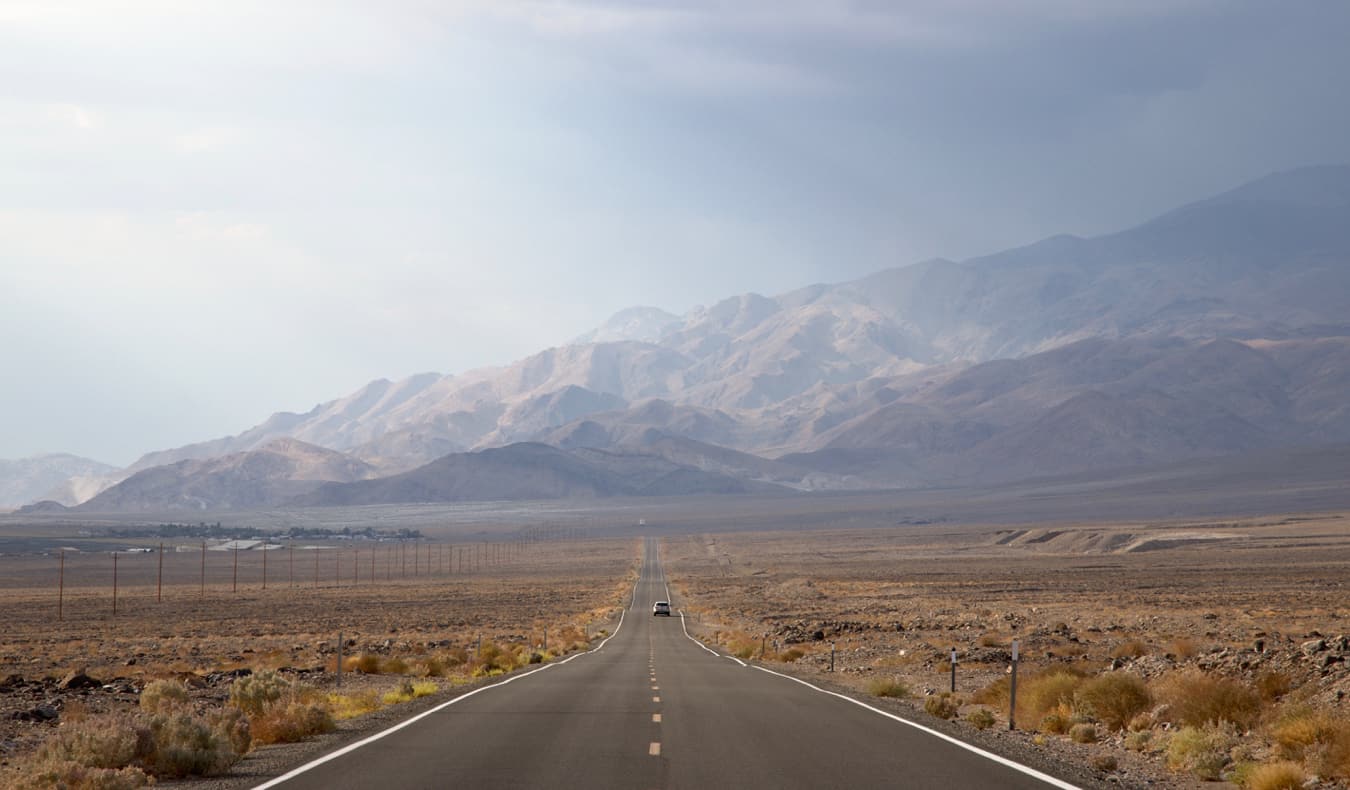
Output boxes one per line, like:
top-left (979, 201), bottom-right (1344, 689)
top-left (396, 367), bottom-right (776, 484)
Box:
top-left (1166, 722), bottom-right (1239, 780)
top-left (777, 648), bottom-right (806, 663)
top-left (345, 653), bottom-right (382, 674)
top-left (1069, 723), bottom-right (1098, 744)
top-left (866, 677), bottom-right (909, 699)
top-left (1269, 705), bottom-right (1350, 779)
top-left (1073, 672), bottom-right (1150, 732)
top-left (1241, 761), bottom-right (1307, 790)
top-left (1166, 638), bottom-right (1199, 660)
top-left (228, 670), bottom-right (333, 745)
top-left (470, 642), bottom-right (520, 677)
top-left (250, 700), bottom-right (334, 745)
top-left (382, 679), bottom-right (439, 705)
top-left (1110, 640), bottom-right (1149, 660)
top-left (553, 625), bottom-right (592, 653)
top-left (1256, 671), bottom-right (1293, 703)
top-left (975, 666), bottom-right (1087, 732)
top-left (965, 708), bottom-right (996, 730)
top-left (1154, 670), bottom-right (1261, 730)
top-left (923, 692), bottom-right (961, 719)
top-left (1125, 730), bottom-right (1155, 752)
top-left (1089, 754), bottom-right (1117, 772)
top-left (327, 690), bottom-right (384, 721)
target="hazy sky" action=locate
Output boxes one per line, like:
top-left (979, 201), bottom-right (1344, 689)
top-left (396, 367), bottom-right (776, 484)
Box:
top-left (3, 1), bottom-right (1349, 465)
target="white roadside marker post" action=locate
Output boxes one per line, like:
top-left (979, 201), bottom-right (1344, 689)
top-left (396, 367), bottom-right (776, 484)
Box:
top-left (950, 648), bottom-right (958, 694)
top-left (1009, 639), bottom-right (1020, 731)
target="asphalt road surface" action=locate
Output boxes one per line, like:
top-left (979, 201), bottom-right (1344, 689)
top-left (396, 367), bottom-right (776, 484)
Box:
top-left (257, 537), bottom-right (1078, 789)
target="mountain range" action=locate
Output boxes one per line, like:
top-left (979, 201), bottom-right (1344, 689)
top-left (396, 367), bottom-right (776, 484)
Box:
top-left (7, 164), bottom-right (1350, 512)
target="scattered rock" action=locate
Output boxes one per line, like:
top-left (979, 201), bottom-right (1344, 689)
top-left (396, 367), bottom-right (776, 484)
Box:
top-left (60, 672), bottom-right (100, 690)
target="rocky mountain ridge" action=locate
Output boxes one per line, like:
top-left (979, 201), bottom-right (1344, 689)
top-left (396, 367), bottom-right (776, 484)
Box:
top-left (19, 165), bottom-right (1350, 510)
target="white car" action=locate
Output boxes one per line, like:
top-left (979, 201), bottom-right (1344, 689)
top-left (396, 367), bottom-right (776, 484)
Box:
top-left (652, 601), bottom-right (671, 616)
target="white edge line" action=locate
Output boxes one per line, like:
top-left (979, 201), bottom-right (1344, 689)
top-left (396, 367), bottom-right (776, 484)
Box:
top-left (749, 665), bottom-right (1082, 790)
top-left (252, 606), bottom-right (629, 789)
top-left (677, 609), bottom-right (746, 666)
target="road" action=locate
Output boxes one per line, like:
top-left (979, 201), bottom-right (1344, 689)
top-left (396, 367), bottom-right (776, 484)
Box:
top-left (258, 537), bottom-right (1077, 789)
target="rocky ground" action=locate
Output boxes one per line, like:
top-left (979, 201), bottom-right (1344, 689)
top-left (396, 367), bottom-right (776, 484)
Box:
top-left (0, 536), bottom-right (637, 774)
top-left (664, 513), bottom-right (1350, 789)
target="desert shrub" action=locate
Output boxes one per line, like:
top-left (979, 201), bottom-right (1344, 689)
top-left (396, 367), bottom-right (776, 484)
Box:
top-left (778, 648), bottom-right (805, 663)
top-left (381, 657), bottom-right (409, 675)
top-left (27, 706), bottom-right (245, 783)
top-left (1040, 708), bottom-right (1072, 735)
top-left (975, 666), bottom-right (1087, 730)
top-left (228, 670), bottom-right (291, 716)
top-left (1271, 705), bottom-right (1350, 779)
top-left (10, 760), bottom-right (152, 790)
top-left (1128, 711), bottom-right (1156, 732)
top-left (228, 670), bottom-right (332, 746)
top-left (139, 679), bottom-right (191, 714)
top-left (35, 712), bottom-right (147, 770)
top-left (1242, 761), bottom-right (1306, 790)
top-left (553, 626), bottom-right (590, 654)
top-left (978, 633), bottom-right (1003, 648)
top-left (1125, 731), bottom-right (1154, 752)
top-left (1110, 640), bottom-right (1148, 660)
top-left (867, 677), bottom-right (909, 699)
top-left (207, 706), bottom-right (252, 756)
top-left (471, 642), bottom-right (517, 677)
top-left (1089, 754), bottom-right (1117, 772)
top-left (1256, 671), bottom-right (1293, 702)
top-left (327, 690), bottom-right (383, 720)
top-left (419, 657), bottom-right (447, 676)
top-left (1074, 672), bottom-right (1150, 731)
top-left (346, 654), bottom-right (381, 674)
top-left (143, 711), bottom-right (241, 777)
top-left (1167, 638), bottom-right (1199, 660)
top-left (1155, 670), bottom-right (1261, 729)
top-left (249, 700), bottom-right (334, 745)
top-left (1167, 722), bottom-right (1238, 780)
top-left (923, 693), bottom-right (961, 719)
top-left (965, 708), bottom-right (996, 730)
top-left (1069, 723), bottom-right (1098, 743)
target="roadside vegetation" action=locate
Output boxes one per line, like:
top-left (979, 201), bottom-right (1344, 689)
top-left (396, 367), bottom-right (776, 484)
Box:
top-left (667, 524), bottom-right (1350, 789)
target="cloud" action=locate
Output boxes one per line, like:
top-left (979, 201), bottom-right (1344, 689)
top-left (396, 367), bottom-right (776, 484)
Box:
top-left (172, 127), bottom-right (242, 154)
top-left (44, 102), bottom-right (97, 129)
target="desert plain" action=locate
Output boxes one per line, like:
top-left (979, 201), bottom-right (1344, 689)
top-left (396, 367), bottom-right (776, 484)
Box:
top-left (0, 500), bottom-right (1348, 789)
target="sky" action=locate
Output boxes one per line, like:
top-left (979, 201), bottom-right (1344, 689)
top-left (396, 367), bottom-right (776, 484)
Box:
top-left (3, 0), bottom-right (1349, 466)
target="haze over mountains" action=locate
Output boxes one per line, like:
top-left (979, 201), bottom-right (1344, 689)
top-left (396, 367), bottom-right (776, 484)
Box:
top-left (7, 165), bottom-right (1350, 512)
